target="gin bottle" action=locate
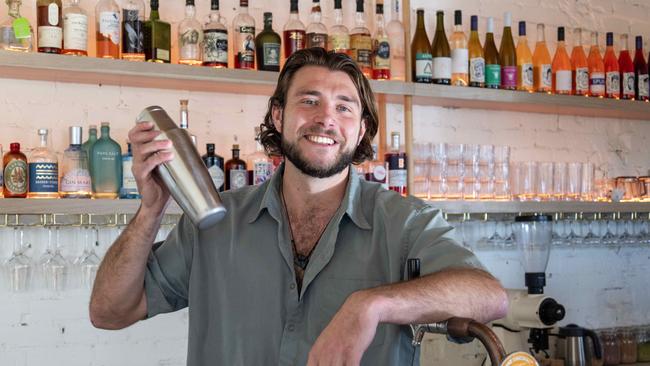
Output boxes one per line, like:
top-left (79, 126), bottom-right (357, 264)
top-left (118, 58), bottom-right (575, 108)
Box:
top-left (28, 128), bottom-right (59, 198)
top-left (95, 0), bottom-right (120, 58)
top-left (90, 122), bottom-right (122, 199)
top-left (0, 0), bottom-right (34, 52)
top-left (202, 143), bottom-right (224, 192)
top-left (247, 127), bottom-right (273, 185)
top-left (121, 0), bottom-right (145, 61)
top-left (202, 0), bottom-right (227, 68)
top-left (119, 142), bottom-right (140, 198)
top-left (60, 126), bottom-right (91, 198)
top-left (225, 144), bottom-right (248, 190)
top-left (178, 0), bottom-right (203, 66)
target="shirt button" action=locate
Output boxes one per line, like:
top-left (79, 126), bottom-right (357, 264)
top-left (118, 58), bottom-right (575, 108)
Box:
top-left (288, 324), bottom-right (295, 331)
top-left (289, 283), bottom-right (296, 290)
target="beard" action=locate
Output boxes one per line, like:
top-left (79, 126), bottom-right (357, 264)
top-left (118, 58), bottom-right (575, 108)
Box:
top-left (281, 127), bottom-right (356, 179)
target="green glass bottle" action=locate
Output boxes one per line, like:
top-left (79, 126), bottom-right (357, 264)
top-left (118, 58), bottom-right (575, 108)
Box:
top-left (90, 122), bottom-right (122, 199)
top-left (82, 124), bottom-right (97, 172)
top-left (143, 0), bottom-right (171, 63)
top-left (255, 12), bottom-right (281, 72)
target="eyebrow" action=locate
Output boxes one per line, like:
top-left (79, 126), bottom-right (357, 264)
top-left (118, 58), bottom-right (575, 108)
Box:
top-left (294, 89), bottom-right (361, 106)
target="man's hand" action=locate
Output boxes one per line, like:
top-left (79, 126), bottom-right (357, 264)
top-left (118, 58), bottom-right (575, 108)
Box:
top-left (307, 291), bottom-right (381, 366)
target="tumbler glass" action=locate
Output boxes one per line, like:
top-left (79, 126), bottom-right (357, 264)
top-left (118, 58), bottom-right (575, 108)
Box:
top-left (429, 143), bottom-right (447, 200)
top-left (462, 144), bottom-right (480, 200)
top-left (445, 144), bottom-right (464, 200)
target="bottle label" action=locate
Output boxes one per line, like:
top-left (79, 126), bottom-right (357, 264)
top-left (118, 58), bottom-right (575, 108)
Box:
top-left (28, 162), bottom-right (58, 193)
top-left (63, 13), bottom-right (88, 51)
top-left (373, 38), bottom-right (390, 70)
top-left (12, 17), bottom-right (31, 39)
top-left (253, 161), bottom-right (273, 185)
top-left (203, 29), bottom-right (228, 63)
top-left (121, 159), bottom-right (138, 192)
top-left (369, 164), bottom-right (387, 182)
top-left (4, 159), bottom-right (27, 194)
top-left (122, 10), bottom-right (144, 53)
top-left (639, 74), bottom-right (649, 97)
top-left (502, 66), bottom-right (517, 87)
top-left (485, 64), bottom-right (501, 86)
top-left (520, 63), bottom-right (533, 88)
top-left (155, 48), bottom-right (170, 61)
top-left (622, 72), bottom-right (635, 97)
top-left (306, 32), bottom-right (327, 49)
top-left (555, 70), bottom-right (572, 92)
top-left (606, 71), bottom-right (620, 94)
top-left (208, 165), bottom-right (224, 191)
top-left (469, 57), bottom-right (485, 83)
top-left (432, 57), bottom-right (452, 80)
top-left (262, 42), bottom-right (280, 66)
top-left (575, 67), bottom-right (589, 93)
top-left (180, 29), bottom-right (202, 60)
top-left (451, 48), bottom-right (469, 74)
top-left (230, 169), bottom-right (248, 189)
top-left (415, 53), bottom-right (433, 82)
top-left (236, 26), bottom-right (255, 66)
top-left (388, 169), bottom-right (407, 188)
top-left (328, 34), bottom-right (350, 53)
top-left (48, 3), bottom-right (59, 25)
top-left (38, 26), bottom-right (62, 48)
top-left (590, 72), bottom-right (605, 95)
top-left (351, 34), bottom-right (372, 67)
top-left (541, 64), bottom-right (552, 88)
top-left (61, 168), bottom-right (91, 192)
top-left (99, 11), bottom-right (120, 45)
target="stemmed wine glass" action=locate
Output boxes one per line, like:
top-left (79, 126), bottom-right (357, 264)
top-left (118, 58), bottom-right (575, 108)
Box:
top-left (38, 226), bottom-right (69, 292)
top-left (3, 227), bottom-right (32, 292)
top-left (74, 226), bottom-right (101, 290)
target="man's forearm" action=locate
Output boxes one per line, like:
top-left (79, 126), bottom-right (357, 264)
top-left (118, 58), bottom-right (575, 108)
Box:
top-left (89, 206), bottom-right (165, 329)
top-left (359, 268), bottom-right (508, 325)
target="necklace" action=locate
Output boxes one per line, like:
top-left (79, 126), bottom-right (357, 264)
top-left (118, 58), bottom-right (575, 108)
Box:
top-left (280, 185), bottom-right (324, 271)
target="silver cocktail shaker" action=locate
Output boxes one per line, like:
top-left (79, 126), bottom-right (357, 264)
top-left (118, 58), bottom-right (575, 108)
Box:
top-left (136, 106), bottom-right (227, 229)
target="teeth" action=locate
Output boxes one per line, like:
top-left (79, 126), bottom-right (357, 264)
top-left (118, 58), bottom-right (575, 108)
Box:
top-left (306, 135), bottom-right (335, 145)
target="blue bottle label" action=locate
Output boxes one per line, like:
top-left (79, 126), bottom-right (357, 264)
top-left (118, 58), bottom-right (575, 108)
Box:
top-left (28, 162), bottom-right (58, 193)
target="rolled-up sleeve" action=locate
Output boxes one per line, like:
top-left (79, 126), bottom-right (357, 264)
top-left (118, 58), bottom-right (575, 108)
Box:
top-left (144, 214), bottom-right (197, 318)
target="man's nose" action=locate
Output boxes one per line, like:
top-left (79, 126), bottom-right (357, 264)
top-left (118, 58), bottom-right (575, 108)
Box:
top-left (313, 103), bottom-right (336, 128)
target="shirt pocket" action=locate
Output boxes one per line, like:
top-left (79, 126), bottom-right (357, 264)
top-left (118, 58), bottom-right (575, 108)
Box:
top-left (313, 277), bottom-right (387, 350)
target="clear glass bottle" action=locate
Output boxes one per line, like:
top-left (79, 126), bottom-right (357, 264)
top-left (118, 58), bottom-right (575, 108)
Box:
top-left (143, 0), bottom-right (170, 63)
top-left (450, 10), bottom-right (468, 86)
top-left (203, 0), bottom-right (228, 68)
top-left (350, 0), bottom-right (372, 78)
top-left (95, 0), bottom-right (120, 58)
top-left (305, 0), bottom-right (326, 49)
top-left (36, 0), bottom-right (63, 54)
top-left (178, 0), bottom-right (203, 66)
top-left (0, 0), bottom-right (34, 52)
top-left (372, 2), bottom-right (390, 80)
top-left (3, 142), bottom-right (27, 198)
top-left (255, 12), bottom-right (280, 71)
top-left (82, 124), bottom-right (97, 173)
top-left (386, 0), bottom-right (405, 81)
top-left (533, 23), bottom-right (552, 93)
top-left (202, 143), bottom-right (225, 192)
top-left (247, 127), bottom-right (273, 185)
top-left (119, 142), bottom-right (140, 198)
top-left (90, 122), bottom-right (122, 199)
top-left (121, 0), bottom-right (145, 61)
top-left (468, 15), bottom-right (484, 87)
top-left (232, 0), bottom-right (255, 69)
top-left (283, 0), bottom-right (305, 61)
top-left (365, 144), bottom-right (388, 189)
top-left (28, 128), bottom-right (59, 199)
top-left (60, 126), bottom-right (91, 199)
top-left (571, 27), bottom-right (589, 96)
top-left (179, 99), bottom-right (197, 144)
top-left (385, 132), bottom-right (407, 196)
top-left (62, 0), bottom-right (88, 56)
top-left (327, 0), bottom-right (349, 55)
top-left (516, 21), bottom-right (533, 92)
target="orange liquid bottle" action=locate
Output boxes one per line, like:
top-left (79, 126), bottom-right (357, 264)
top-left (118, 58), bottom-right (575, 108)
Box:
top-left (604, 32), bottom-right (620, 99)
top-left (533, 23), bottom-right (552, 93)
top-left (516, 21), bottom-right (534, 92)
top-left (552, 27), bottom-right (571, 95)
top-left (588, 31), bottom-right (605, 98)
top-left (571, 28), bottom-right (589, 96)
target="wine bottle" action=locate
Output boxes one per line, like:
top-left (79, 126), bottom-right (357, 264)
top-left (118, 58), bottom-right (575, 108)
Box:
top-left (450, 10), bottom-right (468, 86)
top-left (372, 2), bottom-right (390, 80)
top-left (533, 23), bottom-right (552, 93)
top-left (431, 11), bottom-right (451, 85)
top-left (484, 17), bottom-right (500, 89)
top-left (499, 12), bottom-right (516, 90)
top-left (571, 28), bottom-right (589, 96)
top-left (552, 27), bottom-right (571, 95)
top-left (411, 8), bottom-right (432, 83)
top-left (634, 35), bottom-right (649, 101)
top-left (619, 34), bottom-right (635, 100)
top-left (604, 32), bottom-right (620, 99)
top-left (468, 15), bottom-right (484, 88)
top-left (588, 31), bottom-right (605, 98)
top-left (516, 21), bottom-right (533, 92)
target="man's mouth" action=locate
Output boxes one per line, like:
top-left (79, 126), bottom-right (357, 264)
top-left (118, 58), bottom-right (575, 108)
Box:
top-left (305, 135), bottom-right (337, 146)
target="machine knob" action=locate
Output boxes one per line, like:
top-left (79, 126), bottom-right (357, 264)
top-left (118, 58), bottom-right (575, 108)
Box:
top-left (539, 298), bottom-right (565, 326)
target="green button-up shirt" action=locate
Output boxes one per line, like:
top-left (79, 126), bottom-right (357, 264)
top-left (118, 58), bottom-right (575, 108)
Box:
top-left (144, 165), bottom-right (483, 366)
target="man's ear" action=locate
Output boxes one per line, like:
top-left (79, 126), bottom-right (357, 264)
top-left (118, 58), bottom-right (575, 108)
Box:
top-left (357, 118), bottom-right (367, 146)
top-left (272, 105), bottom-right (283, 131)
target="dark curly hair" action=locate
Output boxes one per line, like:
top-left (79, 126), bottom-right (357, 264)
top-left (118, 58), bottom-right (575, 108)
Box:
top-left (259, 48), bottom-right (379, 165)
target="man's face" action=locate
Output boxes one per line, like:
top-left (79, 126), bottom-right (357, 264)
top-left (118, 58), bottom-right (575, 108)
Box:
top-left (272, 66), bottom-right (366, 178)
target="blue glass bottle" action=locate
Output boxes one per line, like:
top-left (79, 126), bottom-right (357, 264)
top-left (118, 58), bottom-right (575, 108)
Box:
top-left (119, 142), bottom-right (140, 198)
top-left (90, 122), bottom-right (122, 199)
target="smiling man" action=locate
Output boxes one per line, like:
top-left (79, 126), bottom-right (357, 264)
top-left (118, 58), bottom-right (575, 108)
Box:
top-left (89, 48), bottom-right (507, 366)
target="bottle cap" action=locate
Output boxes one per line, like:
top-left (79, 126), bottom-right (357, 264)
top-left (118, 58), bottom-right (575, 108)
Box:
top-left (101, 121), bottom-right (110, 128)
top-left (636, 36), bottom-right (643, 50)
top-left (233, 144), bottom-right (240, 150)
top-left (487, 17), bottom-right (494, 33)
top-left (376, 3), bottom-right (383, 14)
top-left (206, 143), bottom-right (215, 153)
top-left (470, 15), bottom-right (478, 31)
top-left (519, 21), bottom-right (526, 36)
top-left (211, 0), bottom-right (219, 11)
top-left (454, 10), bottom-right (461, 26)
top-left (290, 0), bottom-right (298, 13)
top-left (334, 0), bottom-right (342, 10)
top-left (606, 32), bottom-right (613, 46)
top-left (38, 128), bottom-right (48, 136)
top-left (150, 0), bottom-right (159, 10)
top-left (356, 0), bottom-right (364, 13)
top-left (503, 11), bottom-right (511, 27)
top-left (69, 126), bottom-right (83, 145)
top-left (558, 26), bottom-right (565, 42)
top-left (9, 142), bottom-right (20, 152)
top-left (186, 0), bottom-right (194, 6)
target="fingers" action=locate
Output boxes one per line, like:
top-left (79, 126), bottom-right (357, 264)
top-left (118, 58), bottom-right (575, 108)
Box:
top-left (133, 151), bottom-right (174, 182)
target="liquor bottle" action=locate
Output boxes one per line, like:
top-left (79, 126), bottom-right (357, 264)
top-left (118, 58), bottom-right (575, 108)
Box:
top-left (36, 0), bottom-right (63, 54)
top-left (327, 0), bottom-right (349, 55)
top-left (3, 142), bottom-right (27, 198)
top-left (305, 0), bottom-right (326, 49)
top-left (95, 0), bottom-right (120, 59)
top-left (60, 126), bottom-right (92, 199)
top-left (411, 9), bottom-right (432, 83)
top-left (571, 28), bottom-right (589, 96)
top-left (386, 0), bottom-right (405, 81)
top-left (255, 12), bottom-right (280, 72)
top-left (203, 0), bottom-right (227, 68)
top-left (385, 132), bottom-right (406, 195)
top-left (0, 0), bottom-right (34, 52)
top-left (516, 21), bottom-right (533, 92)
top-left (233, 0), bottom-right (255, 69)
top-left (372, 2), bottom-right (390, 80)
top-left (202, 143), bottom-right (225, 192)
top-left (634, 36), bottom-right (649, 102)
top-left (247, 127), bottom-right (273, 185)
top-left (484, 17), bottom-right (500, 89)
top-left (604, 32), bottom-right (620, 99)
top-left (431, 11), bottom-right (451, 85)
top-left (82, 124), bottom-right (97, 172)
top-left (533, 23), bottom-right (552, 93)
top-left (499, 12), bottom-right (516, 90)
top-left (588, 31), bottom-right (605, 98)
top-left (365, 144), bottom-right (388, 189)
top-left (61, 0), bottom-right (87, 56)
top-left (119, 142), bottom-right (140, 199)
top-left (619, 34), bottom-right (635, 100)
top-left (28, 129), bottom-right (59, 199)
top-left (468, 15), bottom-right (484, 88)
top-left (90, 122), bottom-right (122, 199)
top-left (143, 0), bottom-right (170, 63)
top-left (178, 0), bottom-right (203, 66)
top-left (350, 0), bottom-right (372, 78)
top-left (179, 99), bottom-right (197, 144)
top-left (121, 0), bottom-right (145, 61)
top-left (225, 144), bottom-right (248, 190)
top-left (282, 0), bottom-right (305, 61)
top-left (449, 10), bottom-right (468, 86)
top-left (552, 26), bottom-right (571, 95)
top-left (0, 144), bottom-right (3, 197)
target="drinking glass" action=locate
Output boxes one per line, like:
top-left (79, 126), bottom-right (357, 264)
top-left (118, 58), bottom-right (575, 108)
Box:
top-left (3, 227), bottom-right (32, 292)
top-left (429, 143), bottom-right (447, 200)
top-left (445, 144), bottom-right (464, 199)
top-left (462, 144), bottom-right (480, 200)
top-left (518, 161), bottom-right (537, 201)
top-left (581, 162), bottom-right (595, 201)
top-left (38, 227), bottom-right (69, 292)
top-left (537, 162), bottom-right (554, 201)
top-left (412, 143), bottom-right (430, 199)
top-left (75, 226), bottom-right (101, 290)
top-left (552, 162), bottom-right (567, 201)
top-left (494, 146), bottom-right (510, 200)
top-left (478, 145), bottom-right (495, 200)
top-left (616, 177), bottom-right (642, 202)
top-left (567, 162), bottom-right (583, 200)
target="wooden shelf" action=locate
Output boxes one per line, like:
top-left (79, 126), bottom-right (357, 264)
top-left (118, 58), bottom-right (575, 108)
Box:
top-left (1, 50), bottom-right (649, 120)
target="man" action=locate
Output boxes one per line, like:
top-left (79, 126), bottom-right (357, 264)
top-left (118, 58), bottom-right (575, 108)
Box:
top-left (89, 48), bottom-right (507, 366)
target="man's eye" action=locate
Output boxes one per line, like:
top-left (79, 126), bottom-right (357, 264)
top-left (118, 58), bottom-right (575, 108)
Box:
top-left (337, 105), bottom-right (351, 112)
top-left (302, 99), bottom-right (317, 105)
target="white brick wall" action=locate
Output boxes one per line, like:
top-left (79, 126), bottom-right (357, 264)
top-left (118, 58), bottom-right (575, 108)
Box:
top-left (1, 0), bottom-right (649, 365)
